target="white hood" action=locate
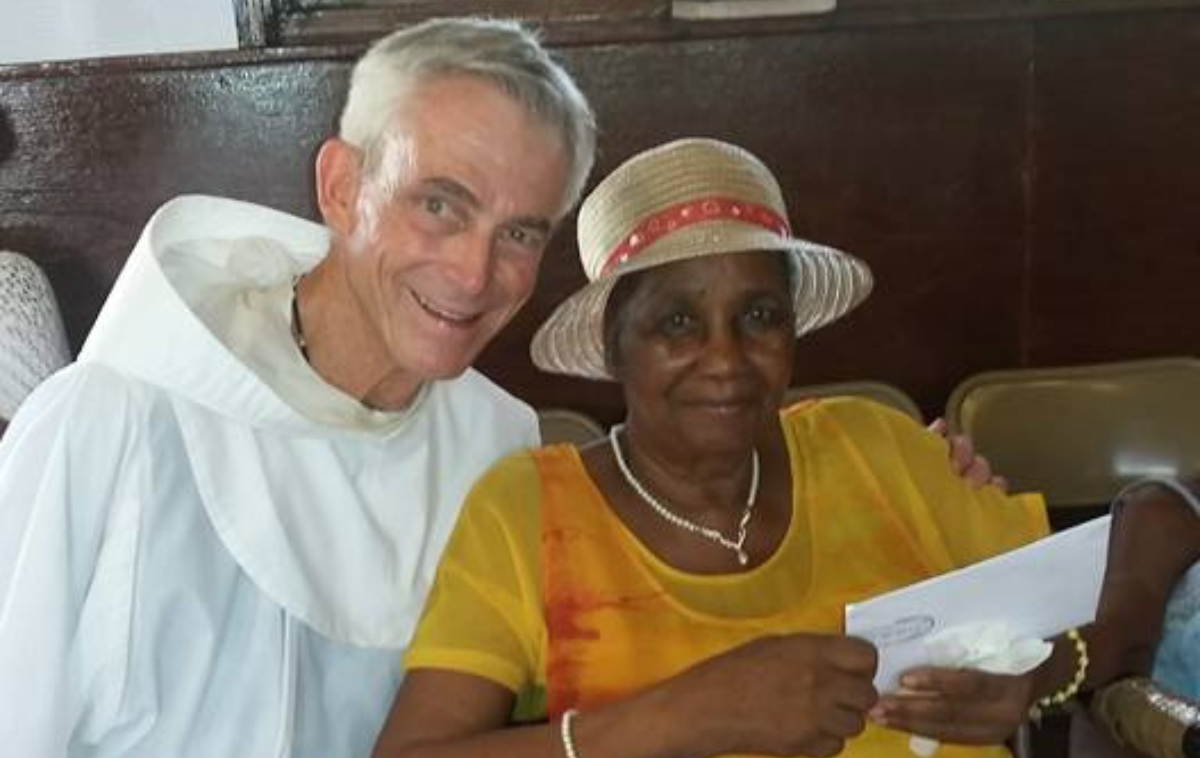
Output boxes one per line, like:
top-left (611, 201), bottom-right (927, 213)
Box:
top-left (77, 196), bottom-right (537, 647)
top-left (82, 195), bottom-right (330, 430)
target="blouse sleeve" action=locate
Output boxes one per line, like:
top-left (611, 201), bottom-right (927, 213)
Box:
top-left (402, 451), bottom-right (544, 694)
top-left (825, 398), bottom-right (1050, 570)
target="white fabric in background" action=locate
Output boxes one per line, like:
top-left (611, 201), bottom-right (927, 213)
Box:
top-left (0, 0), bottom-right (237, 65)
top-left (0, 251), bottom-right (70, 420)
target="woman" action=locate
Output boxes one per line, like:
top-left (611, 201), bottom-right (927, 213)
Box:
top-left (373, 139), bottom-right (1065, 758)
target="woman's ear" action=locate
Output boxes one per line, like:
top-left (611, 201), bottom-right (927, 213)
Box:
top-left (604, 351), bottom-right (622, 380)
top-left (605, 320), bottom-right (636, 382)
top-left (602, 310), bottom-right (623, 379)
top-left (315, 137), bottom-right (362, 237)
top-left (602, 276), bottom-right (640, 380)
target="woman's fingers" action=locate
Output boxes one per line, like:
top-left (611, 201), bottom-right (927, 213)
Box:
top-left (871, 668), bottom-right (1033, 744)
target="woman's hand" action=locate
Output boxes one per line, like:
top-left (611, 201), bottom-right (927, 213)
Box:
top-left (868, 666), bottom-right (1034, 745)
top-left (671, 633), bottom-right (880, 758)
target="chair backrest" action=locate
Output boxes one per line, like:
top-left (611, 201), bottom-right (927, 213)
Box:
top-left (537, 408), bottom-right (606, 446)
top-left (783, 380), bottom-right (923, 423)
top-left (945, 357), bottom-right (1200, 509)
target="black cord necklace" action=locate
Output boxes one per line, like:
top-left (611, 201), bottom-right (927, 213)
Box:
top-left (291, 278), bottom-right (309, 361)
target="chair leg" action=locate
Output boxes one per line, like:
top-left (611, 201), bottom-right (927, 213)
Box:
top-left (1014, 722), bottom-right (1033, 758)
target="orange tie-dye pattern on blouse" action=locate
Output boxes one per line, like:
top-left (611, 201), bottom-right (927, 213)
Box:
top-left (540, 399), bottom-right (1047, 757)
top-left (404, 398), bottom-right (1048, 758)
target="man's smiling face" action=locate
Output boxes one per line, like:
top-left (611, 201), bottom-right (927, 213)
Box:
top-left (337, 74), bottom-right (570, 389)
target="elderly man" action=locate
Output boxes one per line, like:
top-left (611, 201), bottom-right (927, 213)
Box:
top-left (0, 18), bottom-right (595, 757)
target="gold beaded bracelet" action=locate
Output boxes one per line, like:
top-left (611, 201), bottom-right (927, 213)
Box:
top-left (1029, 628), bottom-right (1089, 724)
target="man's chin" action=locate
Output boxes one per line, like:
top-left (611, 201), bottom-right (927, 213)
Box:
top-left (408, 350), bottom-right (480, 383)
top-left (425, 363), bottom-right (473, 382)
top-left (394, 325), bottom-right (496, 382)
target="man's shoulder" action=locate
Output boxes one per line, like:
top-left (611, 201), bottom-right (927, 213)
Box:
top-left (28, 362), bottom-right (149, 410)
top-left (446, 368), bottom-right (526, 401)
top-left (436, 369), bottom-right (535, 422)
top-left (15, 362), bottom-right (177, 440)
top-left (0, 363), bottom-right (180, 518)
top-left (421, 369), bottom-right (538, 457)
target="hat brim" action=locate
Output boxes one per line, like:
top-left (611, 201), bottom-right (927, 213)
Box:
top-left (530, 222), bottom-right (873, 380)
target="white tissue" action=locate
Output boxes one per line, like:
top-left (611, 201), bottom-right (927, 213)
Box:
top-left (906, 621), bottom-right (1052, 756)
top-left (922, 621), bottom-right (1053, 674)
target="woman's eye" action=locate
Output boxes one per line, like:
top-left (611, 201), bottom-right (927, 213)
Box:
top-left (660, 312), bottom-right (694, 335)
top-left (745, 303), bottom-right (785, 328)
top-left (748, 305), bottom-right (772, 322)
top-left (422, 196), bottom-right (448, 216)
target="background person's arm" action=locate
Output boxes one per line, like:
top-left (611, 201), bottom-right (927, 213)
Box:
top-left (1089, 477), bottom-right (1200, 683)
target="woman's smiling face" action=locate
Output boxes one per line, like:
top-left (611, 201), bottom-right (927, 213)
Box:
top-left (608, 250), bottom-right (796, 459)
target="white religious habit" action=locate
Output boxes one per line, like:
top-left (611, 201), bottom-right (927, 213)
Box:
top-left (0, 195), bottom-right (538, 757)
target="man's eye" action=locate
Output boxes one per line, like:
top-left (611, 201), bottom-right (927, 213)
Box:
top-left (412, 194), bottom-right (468, 233)
top-left (499, 225), bottom-right (546, 252)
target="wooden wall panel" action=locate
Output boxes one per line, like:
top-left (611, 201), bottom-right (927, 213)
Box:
top-left (1, 9), bottom-right (1197, 424)
top-left (0, 54), bottom-right (348, 353)
top-left (236, 0), bottom-right (1200, 47)
top-left (1029, 12), bottom-right (1200, 365)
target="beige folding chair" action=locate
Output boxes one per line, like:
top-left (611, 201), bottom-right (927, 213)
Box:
top-left (537, 408), bottom-right (605, 446)
top-left (783, 379), bottom-right (923, 423)
top-left (945, 357), bottom-right (1200, 511)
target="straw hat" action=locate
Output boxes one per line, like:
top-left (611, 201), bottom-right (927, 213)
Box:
top-left (530, 138), bottom-right (874, 380)
top-left (0, 251), bottom-right (71, 420)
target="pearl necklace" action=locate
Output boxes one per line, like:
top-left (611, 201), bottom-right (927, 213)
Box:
top-left (609, 423), bottom-right (759, 566)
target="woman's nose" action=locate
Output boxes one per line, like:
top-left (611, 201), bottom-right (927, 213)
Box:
top-left (699, 324), bottom-right (749, 373)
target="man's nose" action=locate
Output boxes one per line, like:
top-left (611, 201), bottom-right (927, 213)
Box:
top-left (443, 231), bottom-right (493, 295)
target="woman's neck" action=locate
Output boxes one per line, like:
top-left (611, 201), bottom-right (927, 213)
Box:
top-left (616, 423), bottom-right (758, 517)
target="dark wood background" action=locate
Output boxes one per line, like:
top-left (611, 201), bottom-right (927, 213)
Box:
top-left (2, 5), bottom-right (1198, 426)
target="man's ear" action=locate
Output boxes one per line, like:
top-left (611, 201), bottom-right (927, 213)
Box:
top-left (315, 137), bottom-right (362, 236)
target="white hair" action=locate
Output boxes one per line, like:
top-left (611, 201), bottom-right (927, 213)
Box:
top-left (339, 17), bottom-right (597, 220)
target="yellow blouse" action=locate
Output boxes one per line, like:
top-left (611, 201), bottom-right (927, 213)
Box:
top-left (405, 398), bottom-right (1048, 757)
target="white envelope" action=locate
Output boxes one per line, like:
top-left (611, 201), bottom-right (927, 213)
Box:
top-left (845, 515), bottom-right (1111, 692)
